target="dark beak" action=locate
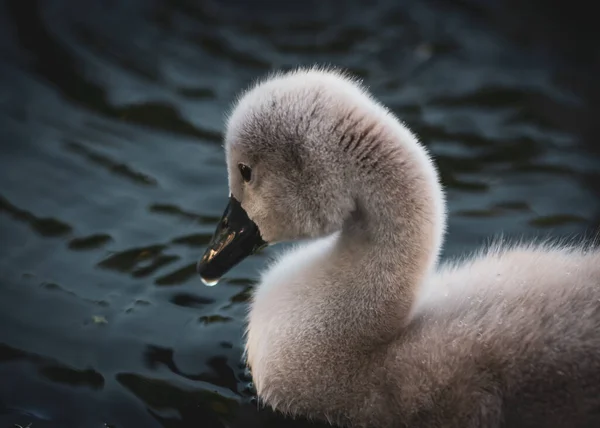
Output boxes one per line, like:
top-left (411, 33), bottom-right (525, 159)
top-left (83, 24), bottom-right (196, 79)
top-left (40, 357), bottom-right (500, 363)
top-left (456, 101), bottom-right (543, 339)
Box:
top-left (197, 195), bottom-right (267, 285)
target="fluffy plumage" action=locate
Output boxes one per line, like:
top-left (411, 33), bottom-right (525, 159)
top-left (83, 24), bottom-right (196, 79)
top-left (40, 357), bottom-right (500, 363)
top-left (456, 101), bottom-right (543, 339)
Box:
top-left (221, 66), bottom-right (600, 427)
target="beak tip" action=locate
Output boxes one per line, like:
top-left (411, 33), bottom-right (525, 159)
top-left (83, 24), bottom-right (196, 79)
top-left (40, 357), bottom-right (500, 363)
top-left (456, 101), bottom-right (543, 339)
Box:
top-left (197, 259), bottom-right (220, 286)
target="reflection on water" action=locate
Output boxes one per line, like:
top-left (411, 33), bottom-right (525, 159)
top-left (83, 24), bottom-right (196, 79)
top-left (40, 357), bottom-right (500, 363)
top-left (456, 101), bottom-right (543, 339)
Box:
top-left (0, 196), bottom-right (73, 237)
top-left (1, 0), bottom-right (599, 426)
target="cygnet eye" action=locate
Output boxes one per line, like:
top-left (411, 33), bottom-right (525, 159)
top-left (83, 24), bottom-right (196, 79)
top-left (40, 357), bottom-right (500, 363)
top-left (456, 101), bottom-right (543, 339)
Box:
top-left (238, 163), bottom-right (252, 183)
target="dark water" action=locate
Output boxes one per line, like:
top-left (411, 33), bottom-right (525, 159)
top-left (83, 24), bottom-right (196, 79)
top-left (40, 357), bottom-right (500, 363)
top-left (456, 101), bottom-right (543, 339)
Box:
top-left (1, 0), bottom-right (599, 427)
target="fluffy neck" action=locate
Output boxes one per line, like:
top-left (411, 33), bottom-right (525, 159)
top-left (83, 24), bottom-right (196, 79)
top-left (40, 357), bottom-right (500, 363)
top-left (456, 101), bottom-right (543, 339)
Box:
top-left (329, 111), bottom-right (446, 345)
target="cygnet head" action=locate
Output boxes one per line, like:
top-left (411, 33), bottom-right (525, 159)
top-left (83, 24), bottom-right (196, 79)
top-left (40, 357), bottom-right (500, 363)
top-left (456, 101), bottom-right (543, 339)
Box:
top-left (197, 66), bottom-right (444, 284)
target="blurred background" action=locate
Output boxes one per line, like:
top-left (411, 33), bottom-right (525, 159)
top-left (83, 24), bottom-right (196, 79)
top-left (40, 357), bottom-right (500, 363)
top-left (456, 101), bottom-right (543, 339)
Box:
top-left (0, 0), bottom-right (599, 427)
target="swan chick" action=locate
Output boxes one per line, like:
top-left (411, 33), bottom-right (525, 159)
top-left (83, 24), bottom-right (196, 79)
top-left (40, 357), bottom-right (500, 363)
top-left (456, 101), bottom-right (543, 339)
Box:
top-left (197, 67), bottom-right (600, 428)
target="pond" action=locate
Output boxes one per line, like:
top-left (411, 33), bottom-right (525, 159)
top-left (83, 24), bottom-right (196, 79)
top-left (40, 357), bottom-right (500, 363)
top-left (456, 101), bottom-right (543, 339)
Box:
top-left (1, 0), bottom-right (599, 427)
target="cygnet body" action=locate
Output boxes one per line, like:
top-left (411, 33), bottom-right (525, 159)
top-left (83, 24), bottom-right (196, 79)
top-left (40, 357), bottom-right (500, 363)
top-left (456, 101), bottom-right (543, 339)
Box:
top-left (197, 67), bottom-right (600, 428)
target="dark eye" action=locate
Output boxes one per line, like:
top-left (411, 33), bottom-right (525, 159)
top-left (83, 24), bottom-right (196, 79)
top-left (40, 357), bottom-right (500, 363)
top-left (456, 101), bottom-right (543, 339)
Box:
top-left (238, 163), bottom-right (252, 183)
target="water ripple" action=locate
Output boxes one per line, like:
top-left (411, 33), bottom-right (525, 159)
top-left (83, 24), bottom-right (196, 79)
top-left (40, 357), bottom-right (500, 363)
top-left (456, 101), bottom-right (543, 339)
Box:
top-left (0, 195), bottom-right (72, 237)
top-left (65, 142), bottom-right (158, 186)
top-left (149, 203), bottom-right (221, 224)
top-left (155, 263), bottom-right (197, 286)
top-left (68, 233), bottom-right (113, 250)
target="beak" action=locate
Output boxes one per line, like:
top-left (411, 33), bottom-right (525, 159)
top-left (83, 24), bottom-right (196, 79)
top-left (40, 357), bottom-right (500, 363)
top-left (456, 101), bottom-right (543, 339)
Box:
top-left (197, 195), bottom-right (267, 285)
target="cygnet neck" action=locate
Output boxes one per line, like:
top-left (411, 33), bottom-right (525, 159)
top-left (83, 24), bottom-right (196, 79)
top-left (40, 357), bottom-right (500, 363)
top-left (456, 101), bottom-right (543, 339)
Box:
top-left (331, 112), bottom-right (445, 343)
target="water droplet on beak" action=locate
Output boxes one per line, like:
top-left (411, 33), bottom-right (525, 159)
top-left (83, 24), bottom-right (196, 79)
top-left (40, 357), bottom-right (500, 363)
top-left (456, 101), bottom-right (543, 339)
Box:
top-left (201, 276), bottom-right (220, 287)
